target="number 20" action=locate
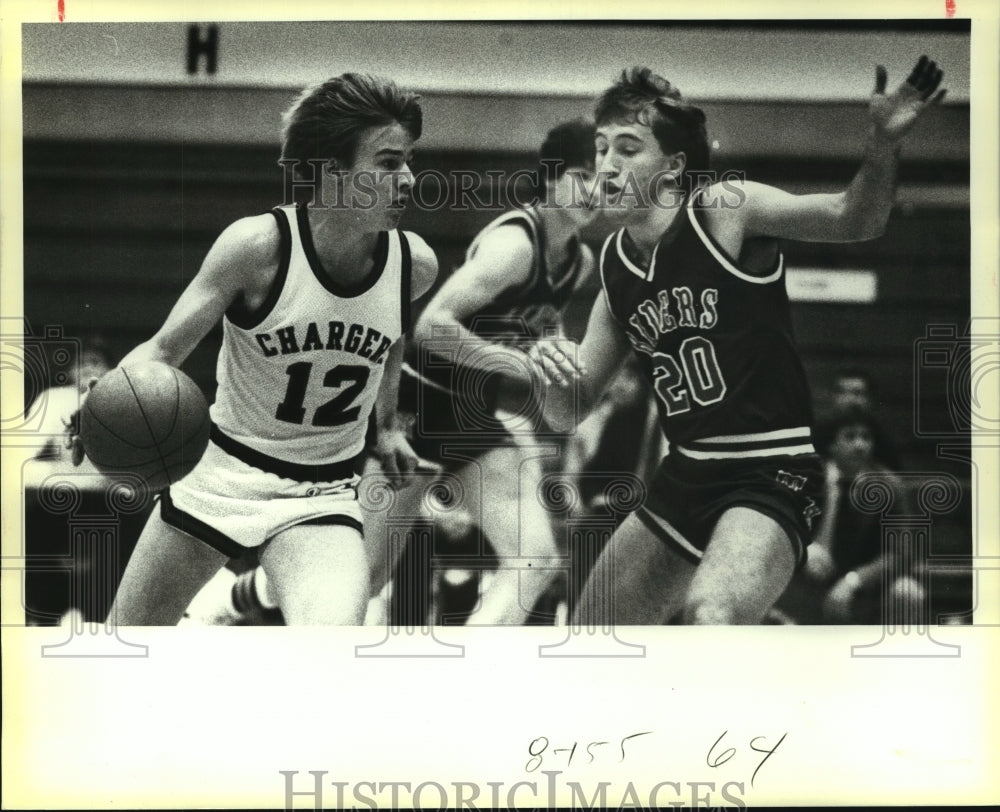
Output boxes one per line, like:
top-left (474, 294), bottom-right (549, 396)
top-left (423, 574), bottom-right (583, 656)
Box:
top-left (652, 336), bottom-right (726, 416)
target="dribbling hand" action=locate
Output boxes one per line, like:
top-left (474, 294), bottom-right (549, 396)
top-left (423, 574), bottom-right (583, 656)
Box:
top-left (63, 376), bottom-right (100, 466)
top-left (870, 56), bottom-right (946, 142)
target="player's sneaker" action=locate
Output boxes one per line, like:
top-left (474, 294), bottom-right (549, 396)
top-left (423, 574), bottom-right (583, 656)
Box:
top-left (180, 567), bottom-right (242, 626)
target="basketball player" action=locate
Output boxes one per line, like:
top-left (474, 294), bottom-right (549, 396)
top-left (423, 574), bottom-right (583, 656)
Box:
top-left (534, 57), bottom-right (945, 624)
top-left (69, 73), bottom-right (437, 625)
top-left (365, 119), bottom-right (600, 626)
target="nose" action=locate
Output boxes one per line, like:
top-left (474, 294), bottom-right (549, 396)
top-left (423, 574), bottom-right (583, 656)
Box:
top-left (397, 164), bottom-right (415, 192)
top-left (597, 150), bottom-right (619, 178)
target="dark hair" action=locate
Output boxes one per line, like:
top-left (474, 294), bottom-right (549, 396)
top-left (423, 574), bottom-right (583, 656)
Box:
top-left (594, 66), bottom-right (710, 191)
top-left (280, 73), bottom-right (422, 172)
top-left (535, 118), bottom-right (596, 193)
top-left (835, 368), bottom-right (875, 391)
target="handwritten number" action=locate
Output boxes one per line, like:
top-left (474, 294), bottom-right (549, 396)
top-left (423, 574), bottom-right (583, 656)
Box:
top-left (552, 742), bottom-right (578, 767)
top-left (585, 741), bottom-right (607, 764)
top-left (749, 732), bottom-right (787, 788)
top-left (525, 737), bottom-right (548, 773)
top-left (619, 731), bottom-right (653, 763)
top-left (706, 730), bottom-right (737, 768)
top-left (526, 732), bottom-right (652, 772)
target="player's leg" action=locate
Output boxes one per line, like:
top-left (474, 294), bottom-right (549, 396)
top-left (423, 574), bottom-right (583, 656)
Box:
top-left (258, 522), bottom-right (369, 625)
top-left (359, 459), bottom-right (429, 625)
top-left (573, 511), bottom-right (697, 625)
top-left (182, 564), bottom-right (286, 625)
top-left (462, 445), bottom-right (559, 625)
top-left (682, 506), bottom-right (796, 625)
top-left (109, 510), bottom-right (229, 625)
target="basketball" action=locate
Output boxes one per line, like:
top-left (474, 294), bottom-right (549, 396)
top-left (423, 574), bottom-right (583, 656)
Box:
top-left (79, 361), bottom-right (210, 492)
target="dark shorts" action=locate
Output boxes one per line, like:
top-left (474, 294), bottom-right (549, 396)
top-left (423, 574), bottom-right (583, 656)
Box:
top-left (637, 451), bottom-right (825, 569)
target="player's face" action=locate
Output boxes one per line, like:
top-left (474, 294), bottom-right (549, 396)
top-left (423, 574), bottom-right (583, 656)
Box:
top-left (830, 423), bottom-right (875, 475)
top-left (595, 120), bottom-right (682, 221)
top-left (336, 122), bottom-right (416, 229)
top-left (550, 166), bottom-right (599, 226)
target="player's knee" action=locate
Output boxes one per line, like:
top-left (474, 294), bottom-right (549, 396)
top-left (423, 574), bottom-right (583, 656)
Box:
top-left (682, 596), bottom-right (738, 625)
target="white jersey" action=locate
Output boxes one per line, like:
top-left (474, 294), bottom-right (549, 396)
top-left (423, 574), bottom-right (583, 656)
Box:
top-left (210, 205), bottom-right (411, 478)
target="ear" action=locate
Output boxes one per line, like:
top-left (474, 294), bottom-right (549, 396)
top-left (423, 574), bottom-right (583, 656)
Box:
top-left (324, 158), bottom-right (345, 178)
top-left (664, 151), bottom-right (687, 178)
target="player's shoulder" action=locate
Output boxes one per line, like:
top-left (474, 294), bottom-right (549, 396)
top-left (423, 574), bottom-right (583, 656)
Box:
top-left (401, 230), bottom-right (439, 300)
top-left (212, 212), bottom-right (283, 270)
top-left (469, 221), bottom-right (536, 273)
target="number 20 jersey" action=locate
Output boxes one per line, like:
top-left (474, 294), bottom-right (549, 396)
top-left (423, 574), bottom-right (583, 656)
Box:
top-left (599, 191), bottom-right (815, 458)
top-left (211, 204), bottom-right (410, 468)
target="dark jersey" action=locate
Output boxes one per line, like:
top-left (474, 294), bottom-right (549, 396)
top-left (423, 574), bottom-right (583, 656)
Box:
top-left (461, 205), bottom-right (584, 348)
top-left (600, 190), bottom-right (815, 458)
top-left (414, 205), bottom-right (585, 398)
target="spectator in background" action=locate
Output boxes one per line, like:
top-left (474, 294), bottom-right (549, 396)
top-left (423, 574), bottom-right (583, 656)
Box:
top-left (831, 367), bottom-right (876, 411)
top-left (803, 406), bottom-right (924, 623)
top-left (824, 367), bottom-right (901, 469)
top-left (24, 334), bottom-right (114, 476)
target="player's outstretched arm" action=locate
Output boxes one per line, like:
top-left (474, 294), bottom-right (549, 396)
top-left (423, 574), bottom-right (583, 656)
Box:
top-left (413, 225), bottom-right (542, 387)
top-left (732, 56), bottom-right (945, 244)
top-left (535, 292), bottom-right (631, 432)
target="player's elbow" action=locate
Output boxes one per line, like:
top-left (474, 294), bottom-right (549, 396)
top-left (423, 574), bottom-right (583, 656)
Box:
top-left (848, 211), bottom-right (889, 242)
top-left (834, 197), bottom-right (890, 242)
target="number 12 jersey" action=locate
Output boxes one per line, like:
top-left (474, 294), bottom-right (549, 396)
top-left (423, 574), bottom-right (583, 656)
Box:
top-left (211, 204), bottom-right (411, 469)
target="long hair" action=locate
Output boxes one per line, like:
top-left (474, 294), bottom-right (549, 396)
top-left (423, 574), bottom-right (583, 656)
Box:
top-left (280, 73), bottom-right (422, 173)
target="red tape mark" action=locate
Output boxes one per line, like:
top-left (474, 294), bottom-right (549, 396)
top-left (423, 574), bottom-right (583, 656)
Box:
top-left (57, 0), bottom-right (65, 21)
top-left (945, 0), bottom-right (956, 17)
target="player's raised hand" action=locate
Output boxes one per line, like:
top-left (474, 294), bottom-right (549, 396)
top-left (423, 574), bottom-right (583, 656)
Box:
top-left (529, 337), bottom-right (586, 388)
top-left (869, 56), bottom-right (946, 142)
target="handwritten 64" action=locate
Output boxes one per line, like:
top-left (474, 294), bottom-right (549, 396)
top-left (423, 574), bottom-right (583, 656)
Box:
top-left (525, 729), bottom-right (788, 788)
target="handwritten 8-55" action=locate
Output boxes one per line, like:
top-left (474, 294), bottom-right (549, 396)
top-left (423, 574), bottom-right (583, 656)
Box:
top-left (524, 729), bottom-right (788, 788)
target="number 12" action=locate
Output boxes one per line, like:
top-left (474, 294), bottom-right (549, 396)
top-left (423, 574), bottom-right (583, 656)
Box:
top-left (275, 361), bottom-right (370, 426)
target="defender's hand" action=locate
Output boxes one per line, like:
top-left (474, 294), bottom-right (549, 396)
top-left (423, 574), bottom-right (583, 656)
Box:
top-left (374, 429), bottom-right (421, 489)
top-left (529, 338), bottom-right (585, 388)
top-left (870, 56), bottom-right (946, 142)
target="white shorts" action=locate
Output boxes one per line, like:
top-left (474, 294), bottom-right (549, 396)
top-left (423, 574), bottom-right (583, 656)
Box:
top-left (161, 439), bottom-right (364, 555)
